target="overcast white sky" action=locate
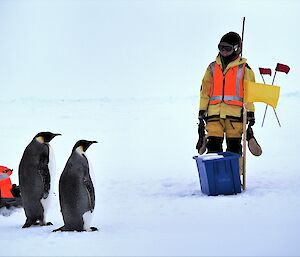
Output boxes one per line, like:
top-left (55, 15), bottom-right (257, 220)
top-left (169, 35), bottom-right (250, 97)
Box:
top-left (0, 0), bottom-right (298, 99)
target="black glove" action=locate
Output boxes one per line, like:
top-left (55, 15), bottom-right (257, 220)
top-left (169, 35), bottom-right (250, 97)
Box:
top-left (247, 111), bottom-right (255, 127)
top-left (196, 110), bottom-right (206, 151)
top-left (198, 110), bottom-right (206, 120)
top-left (197, 110), bottom-right (206, 137)
top-left (246, 125), bottom-right (254, 141)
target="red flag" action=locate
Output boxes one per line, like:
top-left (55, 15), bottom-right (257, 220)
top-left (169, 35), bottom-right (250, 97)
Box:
top-left (259, 67), bottom-right (272, 76)
top-left (275, 63), bottom-right (290, 74)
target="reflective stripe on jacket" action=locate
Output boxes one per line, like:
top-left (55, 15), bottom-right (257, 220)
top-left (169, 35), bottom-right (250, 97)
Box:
top-left (209, 61), bottom-right (245, 107)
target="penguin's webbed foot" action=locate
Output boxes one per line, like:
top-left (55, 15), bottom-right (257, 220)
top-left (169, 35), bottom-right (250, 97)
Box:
top-left (90, 226), bottom-right (98, 232)
top-left (22, 223), bottom-right (32, 228)
top-left (22, 218), bottom-right (36, 228)
top-left (45, 222), bottom-right (53, 226)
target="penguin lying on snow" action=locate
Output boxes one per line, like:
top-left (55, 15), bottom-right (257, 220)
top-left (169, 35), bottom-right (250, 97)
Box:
top-left (53, 140), bottom-right (98, 232)
top-left (19, 132), bottom-right (61, 228)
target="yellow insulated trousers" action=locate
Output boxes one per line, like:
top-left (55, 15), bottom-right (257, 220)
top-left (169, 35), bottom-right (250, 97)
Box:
top-left (206, 118), bottom-right (243, 138)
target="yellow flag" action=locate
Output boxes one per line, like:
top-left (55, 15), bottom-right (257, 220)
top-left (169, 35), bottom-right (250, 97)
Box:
top-left (244, 80), bottom-right (280, 108)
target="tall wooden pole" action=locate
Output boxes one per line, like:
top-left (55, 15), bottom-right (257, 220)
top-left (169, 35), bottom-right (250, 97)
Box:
top-left (240, 17), bottom-right (245, 60)
top-left (242, 104), bottom-right (247, 190)
top-left (241, 17), bottom-right (247, 190)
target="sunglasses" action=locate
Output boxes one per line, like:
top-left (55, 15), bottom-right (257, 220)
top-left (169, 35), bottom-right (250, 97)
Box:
top-left (218, 42), bottom-right (239, 55)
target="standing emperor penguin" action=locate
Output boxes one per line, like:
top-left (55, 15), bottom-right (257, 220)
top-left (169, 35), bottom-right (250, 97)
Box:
top-left (18, 132), bottom-right (61, 228)
top-left (53, 140), bottom-right (98, 232)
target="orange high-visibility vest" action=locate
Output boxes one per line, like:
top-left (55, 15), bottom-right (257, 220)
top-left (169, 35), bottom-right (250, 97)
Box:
top-left (209, 61), bottom-right (246, 107)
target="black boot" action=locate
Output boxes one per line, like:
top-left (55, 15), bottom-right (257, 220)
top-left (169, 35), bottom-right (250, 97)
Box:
top-left (226, 138), bottom-right (242, 155)
top-left (207, 136), bottom-right (223, 153)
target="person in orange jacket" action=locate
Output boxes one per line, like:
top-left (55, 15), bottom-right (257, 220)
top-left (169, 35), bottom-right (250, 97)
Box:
top-left (0, 167), bottom-right (14, 199)
top-left (196, 31), bottom-right (255, 155)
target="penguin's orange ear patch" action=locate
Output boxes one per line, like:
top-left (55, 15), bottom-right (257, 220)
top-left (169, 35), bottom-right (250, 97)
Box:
top-left (36, 136), bottom-right (45, 144)
top-left (76, 146), bottom-right (84, 154)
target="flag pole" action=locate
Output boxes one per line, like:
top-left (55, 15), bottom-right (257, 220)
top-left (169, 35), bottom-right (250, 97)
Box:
top-left (260, 74), bottom-right (266, 84)
top-left (270, 70), bottom-right (281, 126)
top-left (273, 108), bottom-right (282, 127)
top-left (272, 70), bottom-right (277, 85)
top-left (261, 70), bottom-right (281, 127)
top-left (260, 71), bottom-right (269, 127)
top-left (261, 105), bottom-right (268, 127)
top-left (241, 16), bottom-right (247, 190)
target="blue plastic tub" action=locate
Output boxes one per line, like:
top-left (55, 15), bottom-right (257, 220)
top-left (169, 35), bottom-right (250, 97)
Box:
top-left (193, 152), bottom-right (241, 196)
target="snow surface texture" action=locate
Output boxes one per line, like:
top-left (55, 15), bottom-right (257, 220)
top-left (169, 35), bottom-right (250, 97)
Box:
top-left (0, 0), bottom-right (300, 256)
top-left (0, 96), bottom-right (299, 257)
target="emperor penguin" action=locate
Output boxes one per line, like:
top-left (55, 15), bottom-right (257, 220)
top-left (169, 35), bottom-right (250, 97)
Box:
top-left (18, 131), bottom-right (61, 228)
top-left (53, 140), bottom-right (98, 232)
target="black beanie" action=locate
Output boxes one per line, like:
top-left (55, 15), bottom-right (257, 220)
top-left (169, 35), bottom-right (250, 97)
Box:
top-left (220, 31), bottom-right (241, 47)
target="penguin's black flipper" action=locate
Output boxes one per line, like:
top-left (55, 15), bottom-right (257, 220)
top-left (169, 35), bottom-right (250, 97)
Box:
top-left (38, 146), bottom-right (51, 199)
top-left (83, 177), bottom-right (95, 211)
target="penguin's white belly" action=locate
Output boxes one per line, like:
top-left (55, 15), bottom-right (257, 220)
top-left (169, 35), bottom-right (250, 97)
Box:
top-left (83, 210), bottom-right (93, 231)
top-left (82, 153), bottom-right (95, 231)
top-left (40, 144), bottom-right (56, 219)
top-left (84, 153), bottom-right (96, 188)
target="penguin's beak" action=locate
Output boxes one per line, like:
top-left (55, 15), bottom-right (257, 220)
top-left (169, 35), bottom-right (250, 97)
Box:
top-left (87, 140), bottom-right (98, 148)
top-left (84, 140), bottom-right (98, 151)
top-left (51, 133), bottom-right (61, 141)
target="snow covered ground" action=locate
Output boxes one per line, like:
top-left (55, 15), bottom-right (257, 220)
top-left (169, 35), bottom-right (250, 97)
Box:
top-left (0, 94), bottom-right (300, 256)
top-left (1, 0), bottom-right (300, 256)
